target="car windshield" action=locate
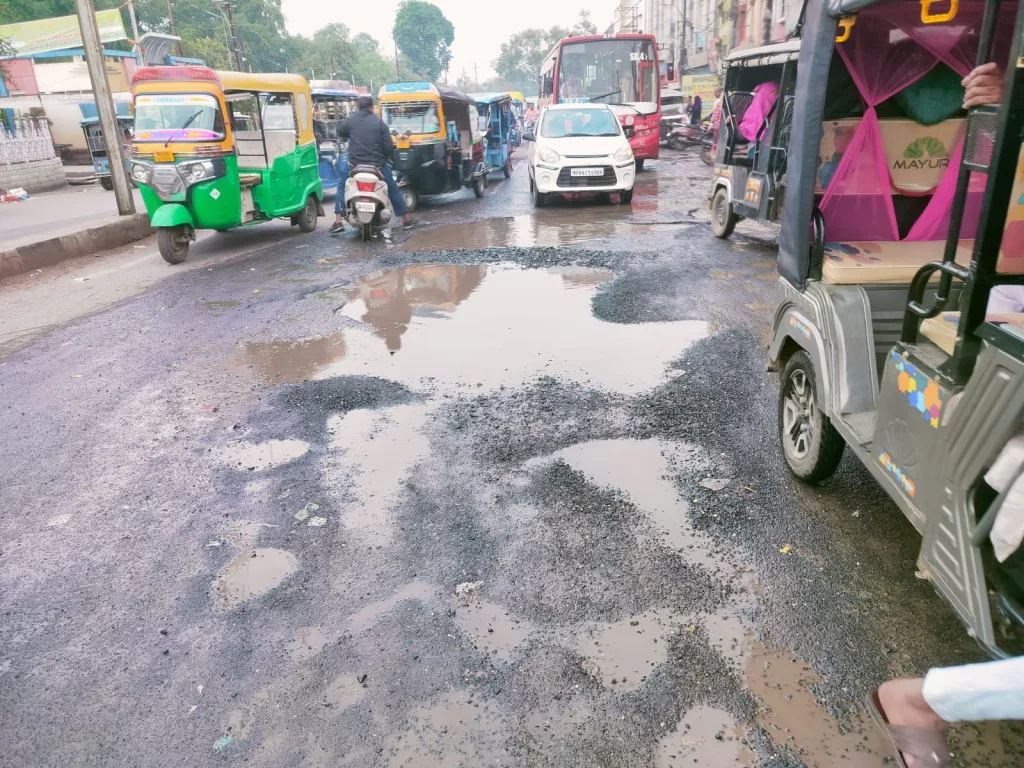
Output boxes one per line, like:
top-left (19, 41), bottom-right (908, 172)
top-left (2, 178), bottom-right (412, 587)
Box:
top-left (540, 109), bottom-right (620, 139)
top-left (381, 103), bottom-right (441, 134)
top-left (557, 39), bottom-right (658, 109)
top-left (132, 93), bottom-right (225, 141)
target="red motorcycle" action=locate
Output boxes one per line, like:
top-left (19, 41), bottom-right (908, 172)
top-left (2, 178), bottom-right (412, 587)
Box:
top-left (668, 120), bottom-right (715, 166)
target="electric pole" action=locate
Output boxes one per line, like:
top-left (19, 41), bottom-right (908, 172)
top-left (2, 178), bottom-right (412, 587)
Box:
top-left (221, 1), bottom-right (243, 71)
top-left (394, 35), bottom-right (401, 78)
top-left (74, 0), bottom-right (134, 215)
top-left (165, 0), bottom-right (183, 57)
top-left (126, 0), bottom-right (141, 57)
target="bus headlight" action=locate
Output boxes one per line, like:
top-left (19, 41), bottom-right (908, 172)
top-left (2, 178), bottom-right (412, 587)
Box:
top-left (538, 147), bottom-right (560, 165)
top-left (614, 146), bottom-right (633, 162)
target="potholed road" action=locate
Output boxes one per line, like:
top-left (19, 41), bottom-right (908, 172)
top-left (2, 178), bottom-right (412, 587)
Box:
top-left (1, 148), bottom-right (1020, 767)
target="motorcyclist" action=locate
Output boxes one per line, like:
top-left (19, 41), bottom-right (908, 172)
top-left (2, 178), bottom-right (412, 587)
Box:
top-left (329, 95), bottom-right (414, 234)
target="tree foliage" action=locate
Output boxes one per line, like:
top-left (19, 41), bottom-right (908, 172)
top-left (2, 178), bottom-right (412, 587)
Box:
top-left (571, 9), bottom-right (597, 36)
top-left (392, 1), bottom-right (453, 82)
top-left (492, 27), bottom-right (565, 95)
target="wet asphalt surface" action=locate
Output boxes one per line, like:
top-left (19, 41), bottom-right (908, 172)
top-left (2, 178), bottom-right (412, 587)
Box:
top-left (1, 148), bottom-right (1022, 767)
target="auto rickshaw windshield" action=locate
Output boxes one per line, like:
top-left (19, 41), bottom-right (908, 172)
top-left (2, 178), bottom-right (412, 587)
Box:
top-left (382, 102), bottom-right (441, 134)
top-left (133, 93), bottom-right (226, 142)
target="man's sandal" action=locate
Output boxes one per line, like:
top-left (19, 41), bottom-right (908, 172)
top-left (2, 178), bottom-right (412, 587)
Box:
top-left (866, 689), bottom-right (950, 767)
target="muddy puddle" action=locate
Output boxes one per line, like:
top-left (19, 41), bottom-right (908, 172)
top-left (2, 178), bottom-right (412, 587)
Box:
top-left (212, 547), bottom-right (299, 612)
top-left (286, 626), bottom-right (330, 661)
top-left (658, 705), bottom-right (754, 767)
top-left (538, 438), bottom-right (726, 571)
top-left (575, 608), bottom-right (677, 691)
top-left (237, 334), bottom-right (347, 385)
top-left (453, 598), bottom-right (533, 662)
top-left (315, 265), bottom-right (708, 396)
top-left (213, 438), bottom-right (310, 471)
top-left (322, 674), bottom-right (366, 713)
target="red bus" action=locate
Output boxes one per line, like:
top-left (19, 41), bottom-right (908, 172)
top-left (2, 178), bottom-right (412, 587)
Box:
top-left (539, 34), bottom-right (661, 166)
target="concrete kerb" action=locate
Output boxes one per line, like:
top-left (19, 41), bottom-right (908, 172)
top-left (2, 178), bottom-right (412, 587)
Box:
top-left (0, 214), bottom-right (153, 279)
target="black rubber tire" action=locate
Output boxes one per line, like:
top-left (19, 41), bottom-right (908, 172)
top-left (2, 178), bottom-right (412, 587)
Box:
top-left (778, 350), bottom-right (845, 484)
top-left (635, 158), bottom-right (645, 171)
top-left (158, 226), bottom-right (190, 264)
top-left (503, 159), bottom-right (511, 178)
top-left (700, 145), bottom-right (714, 166)
top-left (99, 176), bottom-right (113, 190)
top-left (361, 223), bottom-right (372, 242)
top-left (711, 187), bottom-right (738, 239)
top-left (619, 188), bottom-right (633, 204)
top-left (533, 183), bottom-right (547, 207)
top-left (402, 187), bottom-right (418, 213)
top-left (297, 195), bottom-right (318, 233)
top-left (668, 136), bottom-right (683, 151)
top-left (474, 176), bottom-right (486, 198)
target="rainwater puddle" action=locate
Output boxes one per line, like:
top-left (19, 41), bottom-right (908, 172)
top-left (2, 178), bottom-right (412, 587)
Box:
top-left (382, 690), bottom-right (508, 767)
top-left (322, 674), bottom-right (366, 713)
top-left (324, 265), bottom-right (709, 396)
top-left (213, 439), bottom-right (310, 471)
top-left (223, 689), bottom-right (270, 742)
top-left (211, 547), bottom-right (299, 611)
top-left (453, 599), bottom-right (533, 662)
top-left (323, 404), bottom-right (430, 543)
top-left (286, 626), bottom-right (330, 661)
top-left (347, 580), bottom-right (434, 633)
top-left (541, 438), bottom-right (725, 570)
top-left (403, 210), bottom-right (643, 250)
top-left (238, 334), bottom-right (347, 385)
top-left (658, 705), bottom-right (754, 767)
top-left (575, 608), bottom-right (677, 691)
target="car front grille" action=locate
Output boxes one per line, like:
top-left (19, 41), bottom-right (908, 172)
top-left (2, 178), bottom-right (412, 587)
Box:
top-left (556, 166), bottom-right (616, 187)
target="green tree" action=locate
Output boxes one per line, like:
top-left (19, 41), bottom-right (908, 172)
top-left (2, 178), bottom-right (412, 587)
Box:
top-left (571, 9), bottom-right (597, 36)
top-left (392, 1), bottom-right (453, 82)
top-left (0, 0), bottom-right (121, 24)
top-left (492, 26), bottom-right (566, 95)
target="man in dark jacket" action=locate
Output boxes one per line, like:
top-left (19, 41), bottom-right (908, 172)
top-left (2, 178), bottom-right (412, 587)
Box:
top-left (330, 95), bottom-right (413, 233)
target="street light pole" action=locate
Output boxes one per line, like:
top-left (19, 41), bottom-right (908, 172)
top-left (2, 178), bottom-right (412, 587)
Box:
top-left (74, 0), bottom-right (134, 215)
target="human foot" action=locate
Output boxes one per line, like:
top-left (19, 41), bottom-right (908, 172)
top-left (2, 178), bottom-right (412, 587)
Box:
top-left (871, 679), bottom-right (949, 767)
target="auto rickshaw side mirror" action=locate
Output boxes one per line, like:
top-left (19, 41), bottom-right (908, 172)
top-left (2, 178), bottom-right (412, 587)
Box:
top-left (523, 131), bottom-right (536, 142)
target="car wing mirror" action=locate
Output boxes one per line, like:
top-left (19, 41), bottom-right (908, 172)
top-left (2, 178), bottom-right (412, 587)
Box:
top-left (522, 131), bottom-right (536, 142)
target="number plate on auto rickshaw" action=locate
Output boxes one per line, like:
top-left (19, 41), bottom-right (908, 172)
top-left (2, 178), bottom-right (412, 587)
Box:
top-left (153, 151), bottom-right (174, 163)
top-left (570, 167), bottom-right (603, 177)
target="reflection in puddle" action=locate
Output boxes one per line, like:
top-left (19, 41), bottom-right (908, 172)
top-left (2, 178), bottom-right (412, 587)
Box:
top-left (213, 439), bottom-right (310, 471)
top-left (658, 706), bottom-right (754, 767)
top-left (541, 438), bottom-right (724, 569)
top-left (574, 608), bottom-right (676, 691)
top-left (547, 266), bottom-right (615, 287)
top-left (238, 334), bottom-right (347, 385)
top-left (403, 210), bottom-right (643, 250)
top-left (454, 599), bottom-right (533, 662)
top-left (286, 626), bottom-right (329, 661)
top-left (323, 404), bottom-right (430, 543)
top-left (325, 266), bottom-right (708, 396)
top-left (347, 580), bottom-right (434, 633)
top-left (212, 547), bottom-right (299, 611)
top-left (382, 690), bottom-right (508, 767)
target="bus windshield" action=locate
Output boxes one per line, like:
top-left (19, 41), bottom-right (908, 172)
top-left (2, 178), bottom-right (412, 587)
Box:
top-left (557, 39), bottom-right (658, 113)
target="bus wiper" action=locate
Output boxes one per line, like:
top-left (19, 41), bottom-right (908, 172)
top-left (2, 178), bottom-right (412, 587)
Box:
top-left (166, 110), bottom-right (204, 147)
top-left (588, 89), bottom-right (622, 103)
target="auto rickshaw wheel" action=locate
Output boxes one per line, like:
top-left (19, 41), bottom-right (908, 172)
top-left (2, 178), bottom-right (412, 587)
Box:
top-left (402, 187), bottom-right (418, 213)
top-left (158, 225), bottom-right (191, 265)
top-left (99, 176), bottom-right (114, 191)
top-left (503, 159), bottom-right (511, 179)
top-left (474, 175), bottom-right (486, 198)
top-left (778, 351), bottom-right (845, 484)
top-left (297, 195), bottom-right (318, 233)
top-left (700, 145), bottom-right (714, 166)
top-left (711, 187), bottom-right (738, 239)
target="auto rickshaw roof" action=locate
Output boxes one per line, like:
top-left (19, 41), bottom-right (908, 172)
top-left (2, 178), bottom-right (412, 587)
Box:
top-left (311, 88), bottom-right (360, 98)
top-left (218, 71), bottom-right (311, 94)
top-left (438, 89), bottom-right (478, 106)
top-left (724, 39), bottom-right (801, 66)
top-left (379, 81), bottom-right (441, 99)
top-left (79, 115), bottom-right (134, 126)
top-left (470, 92), bottom-right (512, 104)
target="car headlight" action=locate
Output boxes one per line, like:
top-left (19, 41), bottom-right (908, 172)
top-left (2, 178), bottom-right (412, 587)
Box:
top-left (182, 160), bottom-right (216, 186)
top-left (538, 147), bottom-right (560, 164)
top-left (614, 146), bottom-right (633, 162)
top-left (130, 162), bottom-right (152, 183)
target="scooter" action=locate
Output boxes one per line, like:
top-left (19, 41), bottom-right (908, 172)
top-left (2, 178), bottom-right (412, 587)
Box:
top-left (343, 165), bottom-right (395, 242)
top-left (668, 121), bottom-right (705, 151)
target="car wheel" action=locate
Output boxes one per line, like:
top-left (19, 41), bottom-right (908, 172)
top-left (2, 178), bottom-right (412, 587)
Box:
top-left (778, 351), bottom-right (845, 484)
top-left (533, 183), bottom-right (547, 207)
top-left (619, 188), bottom-right (633, 204)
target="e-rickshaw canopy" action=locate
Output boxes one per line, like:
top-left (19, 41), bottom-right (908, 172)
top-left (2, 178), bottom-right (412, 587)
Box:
top-left (469, 92), bottom-right (512, 105)
top-left (724, 39), bottom-right (802, 67)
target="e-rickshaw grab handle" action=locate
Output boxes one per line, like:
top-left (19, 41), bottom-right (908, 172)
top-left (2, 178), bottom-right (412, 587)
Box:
top-left (835, 17), bottom-right (856, 43)
top-left (920, 0), bottom-right (958, 23)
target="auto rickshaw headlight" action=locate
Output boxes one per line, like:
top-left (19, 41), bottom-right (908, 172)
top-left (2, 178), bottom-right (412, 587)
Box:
top-left (538, 147), bottom-right (560, 165)
top-left (131, 162), bottom-right (152, 183)
top-left (182, 160), bottom-right (216, 185)
top-left (614, 146), bottom-right (633, 162)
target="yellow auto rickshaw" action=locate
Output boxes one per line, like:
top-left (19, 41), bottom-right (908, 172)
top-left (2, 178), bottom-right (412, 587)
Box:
top-left (129, 66), bottom-right (324, 264)
top-left (377, 81), bottom-right (487, 212)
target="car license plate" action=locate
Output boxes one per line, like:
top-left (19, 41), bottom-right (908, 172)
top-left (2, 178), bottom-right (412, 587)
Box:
top-left (570, 167), bottom-right (603, 177)
top-left (355, 201), bottom-right (377, 213)
top-left (153, 151), bottom-right (174, 163)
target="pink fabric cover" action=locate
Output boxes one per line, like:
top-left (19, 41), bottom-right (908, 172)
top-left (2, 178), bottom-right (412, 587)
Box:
top-left (821, 3), bottom-right (1015, 243)
top-left (738, 82), bottom-right (779, 142)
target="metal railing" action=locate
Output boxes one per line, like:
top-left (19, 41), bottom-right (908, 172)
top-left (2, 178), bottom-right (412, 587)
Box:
top-left (0, 117), bottom-right (57, 165)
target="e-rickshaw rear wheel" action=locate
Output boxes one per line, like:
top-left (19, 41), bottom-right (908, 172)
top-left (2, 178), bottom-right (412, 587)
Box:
top-left (711, 187), bottom-right (738, 239)
top-left (158, 225), bottom-right (192, 265)
top-left (297, 195), bottom-right (318, 233)
top-left (99, 176), bottom-right (113, 191)
top-left (474, 175), bottom-right (486, 198)
top-left (778, 351), bottom-right (845, 484)
top-left (503, 158), bottom-right (511, 179)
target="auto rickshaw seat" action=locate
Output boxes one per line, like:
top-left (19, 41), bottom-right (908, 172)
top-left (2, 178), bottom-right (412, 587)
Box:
top-left (238, 173), bottom-right (263, 188)
top-left (821, 240), bottom-right (975, 284)
top-left (920, 312), bottom-right (1024, 355)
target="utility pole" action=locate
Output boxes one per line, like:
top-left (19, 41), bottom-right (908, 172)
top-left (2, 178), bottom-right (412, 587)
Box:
top-left (330, 52), bottom-right (337, 79)
top-left (165, 0), bottom-right (183, 57)
top-left (680, 0), bottom-right (688, 73)
top-left (394, 36), bottom-right (401, 78)
top-left (473, 63), bottom-right (478, 87)
top-left (221, 1), bottom-right (243, 71)
top-left (126, 0), bottom-right (141, 58)
top-left (74, 0), bottom-right (134, 215)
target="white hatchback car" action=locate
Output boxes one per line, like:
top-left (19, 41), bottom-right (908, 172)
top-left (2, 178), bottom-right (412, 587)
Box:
top-left (524, 103), bottom-right (635, 206)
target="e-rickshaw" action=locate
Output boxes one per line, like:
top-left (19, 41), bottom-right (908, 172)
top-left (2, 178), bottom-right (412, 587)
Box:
top-left (129, 67), bottom-right (323, 264)
top-left (768, 0), bottom-right (1024, 657)
top-left (509, 91), bottom-right (526, 146)
top-left (378, 81), bottom-right (487, 212)
top-left (471, 92), bottom-right (514, 178)
top-left (80, 114), bottom-right (135, 191)
top-left (708, 40), bottom-right (799, 238)
top-left (311, 87), bottom-right (359, 195)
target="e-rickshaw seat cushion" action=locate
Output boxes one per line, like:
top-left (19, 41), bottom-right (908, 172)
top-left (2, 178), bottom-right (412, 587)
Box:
top-left (238, 173), bottom-right (263, 188)
top-left (821, 240), bottom-right (974, 285)
top-left (920, 312), bottom-right (1024, 355)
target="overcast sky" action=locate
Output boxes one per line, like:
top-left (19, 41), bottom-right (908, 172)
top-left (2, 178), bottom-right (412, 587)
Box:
top-left (279, 0), bottom-right (618, 81)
